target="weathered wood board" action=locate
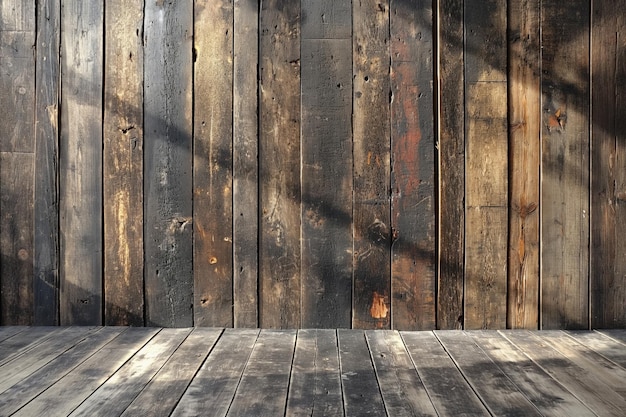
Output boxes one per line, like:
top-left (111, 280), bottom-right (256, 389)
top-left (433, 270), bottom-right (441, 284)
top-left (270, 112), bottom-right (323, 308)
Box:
top-left (144, 0), bottom-right (193, 327)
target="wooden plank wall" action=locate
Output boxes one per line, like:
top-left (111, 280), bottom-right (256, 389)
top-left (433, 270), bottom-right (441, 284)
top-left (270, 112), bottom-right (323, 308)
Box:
top-left (0, 0), bottom-right (625, 330)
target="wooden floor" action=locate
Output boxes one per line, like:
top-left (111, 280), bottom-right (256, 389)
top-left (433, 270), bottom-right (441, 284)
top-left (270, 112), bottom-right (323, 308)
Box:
top-left (0, 328), bottom-right (625, 416)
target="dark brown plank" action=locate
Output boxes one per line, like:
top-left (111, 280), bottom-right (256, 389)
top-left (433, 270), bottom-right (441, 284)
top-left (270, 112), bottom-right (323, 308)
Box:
top-left (437, 0), bottom-right (464, 330)
top-left (366, 331), bottom-right (438, 416)
top-left (258, 0), bottom-right (301, 328)
top-left (0, 1), bottom-right (35, 325)
top-left (0, 327), bottom-right (124, 416)
top-left (301, 0), bottom-right (352, 328)
top-left (103, 0), bottom-right (144, 326)
top-left (144, 0), bottom-right (193, 327)
top-left (233, 0), bottom-right (258, 329)
top-left (352, 0), bottom-right (391, 330)
top-left (1, 153), bottom-right (34, 325)
top-left (401, 331), bottom-right (489, 416)
top-left (502, 330), bottom-right (626, 416)
top-left (193, 0), bottom-right (233, 327)
top-left (70, 328), bottom-right (191, 416)
top-left (33, 0), bottom-right (60, 326)
top-left (470, 331), bottom-right (595, 417)
top-left (122, 328), bottom-right (222, 417)
top-left (464, 0), bottom-right (508, 330)
top-left (12, 328), bottom-right (158, 417)
top-left (436, 331), bottom-right (542, 416)
top-left (507, 0), bottom-right (540, 329)
top-left (226, 330), bottom-right (296, 416)
top-left (591, 0), bottom-right (626, 328)
top-left (59, 0), bottom-right (103, 325)
top-left (540, 0), bottom-right (590, 330)
top-left (390, 0), bottom-right (436, 331)
top-left (338, 330), bottom-right (386, 416)
top-left (285, 329), bottom-right (343, 417)
top-left (172, 329), bottom-right (257, 417)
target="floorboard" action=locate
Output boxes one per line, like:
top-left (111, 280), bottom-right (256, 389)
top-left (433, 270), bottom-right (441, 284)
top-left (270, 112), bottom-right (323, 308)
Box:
top-left (0, 327), bottom-right (624, 416)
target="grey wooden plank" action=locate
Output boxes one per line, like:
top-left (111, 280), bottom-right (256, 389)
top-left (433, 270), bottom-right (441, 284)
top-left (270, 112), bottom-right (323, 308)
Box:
top-left (366, 331), bottom-right (437, 416)
top-left (0, 327), bottom-right (124, 416)
top-left (568, 331), bottom-right (626, 368)
top-left (233, 0), bottom-right (259, 329)
top-left (0, 326), bottom-right (65, 365)
top-left (338, 330), bottom-right (386, 416)
top-left (122, 327), bottom-right (222, 417)
top-left (301, 0), bottom-right (351, 39)
top-left (143, 0), bottom-right (193, 327)
top-left (69, 328), bottom-right (192, 416)
top-left (59, 0), bottom-right (104, 325)
top-left (0, 326), bottom-right (27, 342)
top-left (436, 331), bottom-right (541, 416)
top-left (538, 331), bottom-right (626, 399)
top-left (0, 327), bottom-right (97, 393)
top-left (470, 331), bottom-right (595, 417)
top-left (402, 331), bottom-right (489, 417)
top-left (33, 0), bottom-right (60, 326)
top-left (226, 330), bottom-right (296, 417)
top-left (599, 329), bottom-right (626, 345)
top-left (12, 327), bottom-right (159, 417)
top-left (172, 328), bottom-right (257, 417)
top-left (501, 330), bottom-right (626, 416)
top-left (285, 329), bottom-right (343, 417)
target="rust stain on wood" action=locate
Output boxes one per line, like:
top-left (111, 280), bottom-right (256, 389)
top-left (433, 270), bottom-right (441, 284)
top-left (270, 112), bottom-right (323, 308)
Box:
top-left (370, 291), bottom-right (388, 319)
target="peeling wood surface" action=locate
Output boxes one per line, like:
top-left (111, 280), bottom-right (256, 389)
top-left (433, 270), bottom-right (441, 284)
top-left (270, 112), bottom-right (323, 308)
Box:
top-left (0, 328), bottom-right (624, 416)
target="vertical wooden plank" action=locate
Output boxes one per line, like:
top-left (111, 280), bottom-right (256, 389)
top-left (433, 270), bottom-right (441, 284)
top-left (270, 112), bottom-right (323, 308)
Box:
top-left (464, 0), bottom-right (508, 329)
top-left (591, 0), bottom-right (626, 328)
top-left (144, 0), bottom-right (193, 327)
top-left (301, 0), bottom-right (353, 328)
top-left (193, 0), bottom-right (233, 327)
top-left (103, 0), bottom-right (144, 326)
top-left (259, 0), bottom-right (301, 328)
top-left (540, 0), bottom-right (590, 330)
top-left (507, 0), bottom-right (540, 329)
top-left (437, 0), bottom-right (465, 330)
top-left (59, 0), bottom-right (104, 325)
top-left (233, 0), bottom-right (258, 328)
top-left (352, 0), bottom-right (391, 330)
top-left (390, 0), bottom-right (436, 330)
top-left (0, 0), bottom-right (35, 325)
top-left (33, 0), bottom-right (60, 325)
top-left (0, 154), bottom-right (34, 324)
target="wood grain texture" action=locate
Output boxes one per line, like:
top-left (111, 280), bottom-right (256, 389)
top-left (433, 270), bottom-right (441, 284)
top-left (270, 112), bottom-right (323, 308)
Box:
top-left (144, 0), bottom-right (193, 327)
top-left (103, 0), bottom-right (144, 326)
top-left (172, 328), bottom-right (257, 417)
top-left (464, 0), bottom-right (508, 330)
top-left (122, 328), bottom-right (222, 417)
top-left (540, 0), bottom-right (590, 330)
top-left (259, 0), bottom-right (301, 329)
top-left (337, 330), bottom-right (386, 416)
top-left (352, 0), bottom-right (391, 330)
top-left (285, 329), bottom-right (343, 416)
top-left (233, 0), bottom-right (259, 329)
top-left (301, 0), bottom-right (352, 328)
top-left (1, 153), bottom-right (34, 325)
top-left (193, 0), bottom-right (234, 327)
top-left (226, 330), bottom-right (296, 416)
top-left (0, 0), bottom-right (35, 326)
top-left (507, 0), bottom-right (540, 330)
top-left (591, 0), bottom-right (626, 328)
top-left (33, 0), bottom-right (60, 325)
top-left (437, 0), bottom-right (464, 330)
top-left (390, 0), bottom-right (436, 330)
top-left (59, 0), bottom-right (103, 325)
